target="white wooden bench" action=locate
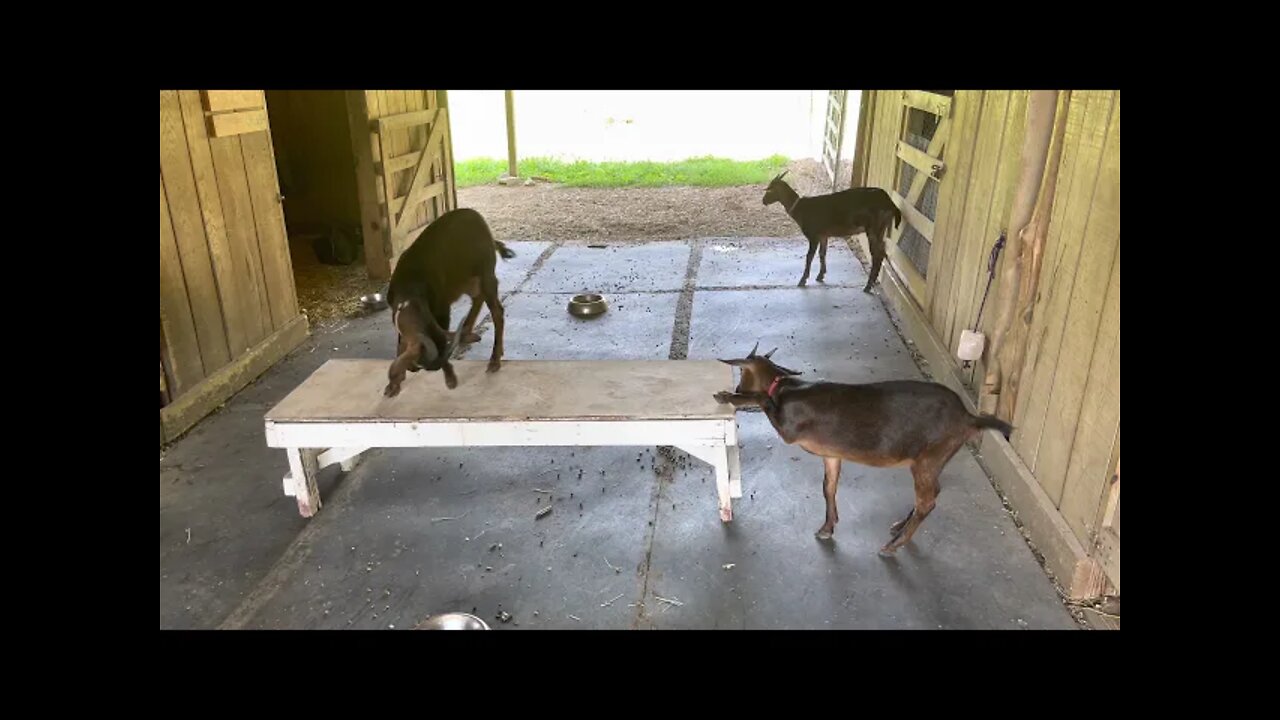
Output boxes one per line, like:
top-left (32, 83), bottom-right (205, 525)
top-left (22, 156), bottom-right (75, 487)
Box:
top-left (264, 359), bottom-right (743, 521)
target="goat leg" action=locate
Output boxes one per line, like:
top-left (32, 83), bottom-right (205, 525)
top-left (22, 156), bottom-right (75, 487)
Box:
top-left (482, 275), bottom-right (504, 373)
top-left (816, 237), bottom-right (829, 283)
top-left (865, 229), bottom-right (886, 293)
top-left (889, 508), bottom-right (915, 535)
top-left (887, 438), bottom-right (968, 554)
top-left (815, 457), bottom-right (842, 540)
top-left (880, 452), bottom-right (950, 555)
top-left (799, 235), bottom-right (819, 287)
top-left (712, 391), bottom-right (768, 409)
top-left (880, 494), bottom-right (934, 555)
top-left (385, 347), bottom-right (419, 397)
top-left (442, 317), bottom-right (465, 389)
top-left (458, 296), bottom-right (485, 345)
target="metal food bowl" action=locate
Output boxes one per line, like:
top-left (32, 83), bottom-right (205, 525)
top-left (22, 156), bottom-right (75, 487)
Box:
top-left (415, 612), bottom-right (490, 630)
top-left (568, 293), bottom-right (608, 318)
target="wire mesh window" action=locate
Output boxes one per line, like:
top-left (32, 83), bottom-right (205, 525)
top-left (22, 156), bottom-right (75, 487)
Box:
top-left (890, 92), bottom-right (952, 280)
top-left (895, 105), bottom-right (942, 279)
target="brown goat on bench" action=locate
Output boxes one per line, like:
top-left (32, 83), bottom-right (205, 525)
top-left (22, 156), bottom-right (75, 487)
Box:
top-left (384, 208), bottom-right (514, 397)
top-left (762, 171), bottom-right (901, 292)
top-left (712, 342), bottom-right (1012, 555)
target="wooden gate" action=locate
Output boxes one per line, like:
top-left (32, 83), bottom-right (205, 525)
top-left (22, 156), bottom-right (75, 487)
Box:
top-left (886, 90), bottom-right (952, 304)
top-left (346, 91), bottom-right (457, 278)
top-left (821, 91), bottom-right (848, 192)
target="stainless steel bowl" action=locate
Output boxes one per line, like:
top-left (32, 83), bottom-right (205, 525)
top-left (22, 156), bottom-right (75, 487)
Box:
top-left (415, 612), bottom-right (490, 630)
top-left (568, 293), bottom-right (608, 318)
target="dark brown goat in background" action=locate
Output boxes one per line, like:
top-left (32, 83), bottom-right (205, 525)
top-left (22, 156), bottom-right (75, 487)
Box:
top-left (713, 343), bottom-right (1012, 555)
top-left (384, 208), bottom-right (513, 397)
top-left (762, 171), bottom-right (901, 292)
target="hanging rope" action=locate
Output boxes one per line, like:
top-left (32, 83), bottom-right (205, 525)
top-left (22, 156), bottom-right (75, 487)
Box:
top-left (963, 232), bottom-right (1006, 368)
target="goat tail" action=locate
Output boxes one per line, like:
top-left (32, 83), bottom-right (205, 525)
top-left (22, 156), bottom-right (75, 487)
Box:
top-left (972, 414), bottom-right (1013, 440)
top-left (494, 240), bottom-right (517, 260)
top-left (892, 205), bottom-right (902, 229)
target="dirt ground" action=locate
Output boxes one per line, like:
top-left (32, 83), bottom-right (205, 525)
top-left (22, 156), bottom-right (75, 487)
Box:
top-left (291, 158), bottom-right (848, 329)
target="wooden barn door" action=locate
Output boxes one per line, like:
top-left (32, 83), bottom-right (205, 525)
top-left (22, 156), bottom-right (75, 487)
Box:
top-left (821, 91), bottom-right (848, 192)
top-left (160, 90), bottom-right (308, 444)
top-left (346, 91), bottom-right (457, 278)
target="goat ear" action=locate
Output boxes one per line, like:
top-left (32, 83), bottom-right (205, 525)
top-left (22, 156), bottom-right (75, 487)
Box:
top-left (764, 347), bottom-right (777, 359)
top-left (719, 358), bottom-right (750, 367)
top-left (775, 363), bottom-right (803, 376)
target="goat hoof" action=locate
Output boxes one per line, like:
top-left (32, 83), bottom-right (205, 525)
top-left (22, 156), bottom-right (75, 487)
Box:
top-left (815, 528), bottom-right (834, 541)
top-left (816, 275), bottom-right (825, 283)
top-left (878, 544), bottom-right (898, 557)
top-left (384, 383), bottom-right (401, 398)
top-left (797, 279), bottom-right (808, 287)
top-left (486, 360), bottom-right (502, 373)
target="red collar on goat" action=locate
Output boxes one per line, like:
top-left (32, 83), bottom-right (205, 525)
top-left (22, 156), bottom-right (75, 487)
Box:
top-left (767, 375), bottom-right (785, 398)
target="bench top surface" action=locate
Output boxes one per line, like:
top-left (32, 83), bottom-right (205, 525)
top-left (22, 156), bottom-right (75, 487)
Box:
top-left (265, 359), bottom-right (736, 423)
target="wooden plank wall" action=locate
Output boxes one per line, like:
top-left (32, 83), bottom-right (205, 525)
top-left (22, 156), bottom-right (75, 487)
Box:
top-left (939, 92), bottom-right (1026, 393)
top-left (858, 90), bottom-right (1120, 555)
top-left (1012, 91), bottom-right (1120, 547)
top-left (160, 90), bottom-right (306, 439)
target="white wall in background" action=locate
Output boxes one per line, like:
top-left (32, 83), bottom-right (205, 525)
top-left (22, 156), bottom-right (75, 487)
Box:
top-left (447, 90), bottom-right (859, 163)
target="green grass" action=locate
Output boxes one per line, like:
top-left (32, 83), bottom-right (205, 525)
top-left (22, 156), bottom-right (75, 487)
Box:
top-left (454, 155), bottom-right (791, 189)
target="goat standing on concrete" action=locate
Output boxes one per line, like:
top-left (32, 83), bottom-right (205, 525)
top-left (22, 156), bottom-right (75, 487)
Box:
top-left (762, 171), bottom-right (901, 292)
top-left (712, 342), bottom-right (1012, 555)
top-left (384, 208), bottom-right (514, 397)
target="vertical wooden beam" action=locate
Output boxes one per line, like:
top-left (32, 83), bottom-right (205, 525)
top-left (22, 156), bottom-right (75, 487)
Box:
top-left (832, 90), bottom-right (847, 192)
top-left (287, 447), bottom-right (322, 517)
top-left (438, 90), bottom-right (459, 211)
top-left (1000, 91), bottom-right (1074, 420)
top-left (978, 90), bottom-right (1057, 414)
top-left (848, 90), bottom-right (874, 188)
top-left (505, 90), bottom-right (518, 179)
top-left (345, 91), bottom-right (390, 280)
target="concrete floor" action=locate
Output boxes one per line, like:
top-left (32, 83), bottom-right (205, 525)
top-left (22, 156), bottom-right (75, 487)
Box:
top-left (159, 238), bottom-right (1079, 630)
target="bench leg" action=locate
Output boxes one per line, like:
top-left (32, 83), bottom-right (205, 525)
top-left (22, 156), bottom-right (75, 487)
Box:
top-left (712, 452), bottom-right (733, 522)
top-left (284, 448), bottom-right (322, 518)
top-left (727, 443), bottom-right (742, 499)
top-left (676, 444), bottom-right (734, 523)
